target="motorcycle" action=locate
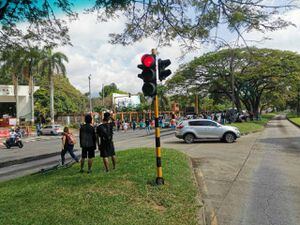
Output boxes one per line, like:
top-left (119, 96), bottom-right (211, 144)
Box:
top-left (3, 135), bottom-right (23, 149)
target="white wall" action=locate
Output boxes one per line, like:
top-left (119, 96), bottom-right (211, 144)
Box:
top-left (0, 85), bottom-right (39, 121)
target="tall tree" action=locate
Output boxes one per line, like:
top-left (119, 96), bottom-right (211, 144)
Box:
top-left (0, 1), bottom-right (296, 51)
top-left (167, 48), bottom-right (300, 116)
top-left (157, 84), bottom-right (170, 111)
top-left (39, 48), bottom-right (68, 124)
top-left (92, 1), bottom-right (295, 50)
top-left (99, 83), bottom-right (126, 98)
top-left (0, 47), bottom-right (25, 124)
top-left (20, 47), bottom-right (41, 124)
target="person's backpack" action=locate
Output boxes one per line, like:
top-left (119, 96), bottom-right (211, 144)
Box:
top-left (66, 133), bottom-right (76, 145)
top-left (99, 124), bottom-right (112, 141)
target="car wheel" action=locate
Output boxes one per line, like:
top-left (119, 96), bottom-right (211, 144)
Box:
top-left (184, 133), bottom-right (195, 144)
top-left (50, 131), bottom-right (54, 135)
top-left (224, 132), bottom-right (236, 143)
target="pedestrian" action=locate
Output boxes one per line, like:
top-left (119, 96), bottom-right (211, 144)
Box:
top-left (123, 121), bottom-right (128, 132)
top-left (97, 112), bottom-right (116, 172)
top-left (116, 119), bottom-right (120, 131)
top-left (132, 120), bottom-right (136, 131)
top-left (221, 111), bottom-right (226, 124)
top-left (145, 119), bottom-right (151, 135)
top-left (61, 127), bottom-right (79, 165)
top-left (79, 114), bottom-right (96, 173)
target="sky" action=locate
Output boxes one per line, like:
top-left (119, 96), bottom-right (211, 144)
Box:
top-left (56, 5), bottom-right (300, 97)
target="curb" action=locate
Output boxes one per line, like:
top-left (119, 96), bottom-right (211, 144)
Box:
top-left (287, 117), bottom-right (300, 128)
top-left (188, 158), bottom-right (206, 225)
top-left (192, 164), bottom-right (218, 225)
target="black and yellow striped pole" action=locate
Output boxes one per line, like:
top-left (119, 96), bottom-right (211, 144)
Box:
top-left (154, 93), bottom-right (164, 185)
top-left (152, 49), bottom-right (164, 185)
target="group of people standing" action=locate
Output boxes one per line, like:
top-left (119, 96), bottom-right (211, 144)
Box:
top-left (61, 112), bottom-right (116, 173)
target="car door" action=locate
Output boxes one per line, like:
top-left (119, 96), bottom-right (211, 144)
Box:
top-left (204, 121), bottom-right (223, 138)
top-left (188, 121), bottom-right (208, 138)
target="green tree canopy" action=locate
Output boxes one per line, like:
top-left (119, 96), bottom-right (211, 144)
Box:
top-left (167, 47), bottom-right (300, 115)
top-left (99, 83), bottom-right (127, 98)
top-left (0, 1), bottom-right (296, 50)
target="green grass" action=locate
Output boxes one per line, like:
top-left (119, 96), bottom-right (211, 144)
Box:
top-left (286, 113), bottom-right (300, 126)
top-left (288, 117), bottom-right (300, 126)
top-left (0, 148), bottom-right (200, 225)
top-left (231, 113), bottom-right (276, 134)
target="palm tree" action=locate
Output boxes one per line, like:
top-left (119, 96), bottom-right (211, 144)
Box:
top-left (21, 47), bottom-right (41, 124)
top-left (0, 48), bottom-right (25, 125)
top-left (39, 48), bottom-right (68, 124)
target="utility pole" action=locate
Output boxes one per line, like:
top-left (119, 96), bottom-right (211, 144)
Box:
top-left (88, 74), bottom-right (92, 112)
top-left (102, 83), bottom-right (104, 106)
top-left (297, 84), bottom-right (300, 117)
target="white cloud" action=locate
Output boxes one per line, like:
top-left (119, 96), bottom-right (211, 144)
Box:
top-left (57, 12), bottom-right (202, 96)
top-left (58, 8), bottom-right (300, 97)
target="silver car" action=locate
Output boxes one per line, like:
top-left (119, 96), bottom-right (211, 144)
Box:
top-left (39, 125), bottom-right (63, 135)
top-left (175, 119), bottom-right (240, 143)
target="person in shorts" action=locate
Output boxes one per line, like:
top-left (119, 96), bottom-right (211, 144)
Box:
top-left (79, 114), bottom-right (96, 173)
top-left (97, 112), bottom-right (116, 172)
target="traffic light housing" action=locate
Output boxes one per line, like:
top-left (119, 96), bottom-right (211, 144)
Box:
top-left (158, 59), bottom-right (171, 81)
top-left (138, 54), bottom-right (157, 97)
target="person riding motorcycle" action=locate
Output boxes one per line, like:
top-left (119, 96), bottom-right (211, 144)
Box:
top-left (9, 127), bottom-right (17, 145)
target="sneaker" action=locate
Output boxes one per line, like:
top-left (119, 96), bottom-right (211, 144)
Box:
top-left (87, 170), bottom-right (92, 174)
top-left (79, 169), bottom-right (84, 173)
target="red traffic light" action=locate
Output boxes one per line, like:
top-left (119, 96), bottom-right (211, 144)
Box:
top-left (141, 54), bottom-right (155, 68)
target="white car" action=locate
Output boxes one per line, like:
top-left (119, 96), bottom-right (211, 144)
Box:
top-left (39, 125), bottom-right (63, 135)
top-left (175, 119), bottom-right (240, 143)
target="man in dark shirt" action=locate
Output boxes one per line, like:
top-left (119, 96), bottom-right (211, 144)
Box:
top-left (79, 114), bottom-right (96, 173)
top-left (97, 112), bottom-right (116, 172)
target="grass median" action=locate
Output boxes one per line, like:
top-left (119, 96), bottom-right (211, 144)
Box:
top-left (231, 113), bottom-right (276, 134)
top-left (0, 148), bottom-right (200, 225)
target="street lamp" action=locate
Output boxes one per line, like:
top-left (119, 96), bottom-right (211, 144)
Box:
top-left (88, 74), bottom-right (92, 112)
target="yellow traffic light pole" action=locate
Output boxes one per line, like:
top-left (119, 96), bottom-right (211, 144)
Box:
top-left (152, 48), bottom-right (164, 185)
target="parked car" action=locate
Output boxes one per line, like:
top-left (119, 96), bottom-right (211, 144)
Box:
top-left (39, 125), bottom-right (63, 135)
top-left (175, 119), bottom-right (240, 144)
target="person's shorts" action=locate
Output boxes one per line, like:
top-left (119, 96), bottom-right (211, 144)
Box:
top-left (81, 147), bottom-right (95, 158)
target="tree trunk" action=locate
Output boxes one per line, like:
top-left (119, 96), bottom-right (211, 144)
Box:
top-left (13, 75), bottom-right (19, 125)
top-left (253, 97), bottom-right (261, 119)
top-left (49, 73), bottom-right (55, 125)
top-left (234, 92), bottom-right (242, 113)
top-left (29, 74), bottom-right (34, 125)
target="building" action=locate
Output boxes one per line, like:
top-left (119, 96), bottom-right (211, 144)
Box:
top-left (0, 85), bottom-right (39, 124)
top-left (112, 93), bottom-right (141, 110)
